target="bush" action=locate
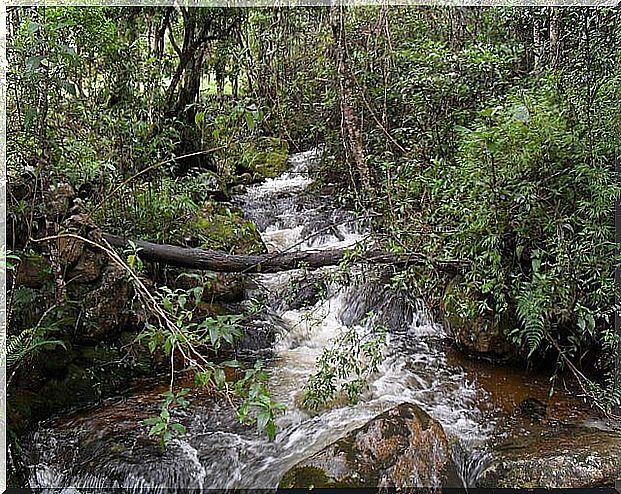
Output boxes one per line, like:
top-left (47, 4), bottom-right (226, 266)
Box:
top-left (391, 81), bottom-right (618, 372)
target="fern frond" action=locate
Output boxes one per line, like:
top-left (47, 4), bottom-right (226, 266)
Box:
top-left (516, 279), bottom-right (548, 357)
top-left (4, 325), bottom-right (66, 371)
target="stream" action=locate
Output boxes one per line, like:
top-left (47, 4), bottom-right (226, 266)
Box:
top-left (22, 149), bottom-right (594, 491)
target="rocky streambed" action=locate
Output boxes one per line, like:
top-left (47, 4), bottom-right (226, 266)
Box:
top-left (17, 149), bottom-right (621, 490)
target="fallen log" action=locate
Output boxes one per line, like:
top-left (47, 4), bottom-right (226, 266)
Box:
top-left (102, 233), bottom-right (468, 274)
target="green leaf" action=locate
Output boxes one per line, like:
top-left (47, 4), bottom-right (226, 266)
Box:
top-left (209, 326), bottom-right (219, 347)
top-left (256, 410), bottom-right (270, 432)
top-left (170, 423), bottom-right (187, 435)
top-left (195, 111), bottom-right (205, 127)
top-left (25, 55), bottom-right (46, 72)
top-left (245, 110), bottom-right (255, 130)
top-left (214, 367), bottom-right (226, 389)
top-left (265, 421), bottom-right (277, 441)
top-left (149, 423), bottom-right (166, 436)
top-left (26, 20), bottom-right (40, 33)
top-left (195, 370), bottom-right (212, 386)
top-left (577, 318), bottom-right (586, 331)
top-left (60, 80), bottom-right (77, 97)
top-left (238, 402), bottom-right (250, 423)
top-left (164, 337), bottom-right (173, 356)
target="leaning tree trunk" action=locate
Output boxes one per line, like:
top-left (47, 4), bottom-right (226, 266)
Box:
top-left (102, 233), bottom-right (467, 275)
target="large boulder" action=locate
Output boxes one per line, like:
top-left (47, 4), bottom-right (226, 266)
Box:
top-left (279, 403), bottom-right (462, 488)
top-left (477, 424), bottom-right (621, 488)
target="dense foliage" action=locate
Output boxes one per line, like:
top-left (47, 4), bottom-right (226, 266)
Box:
top-left (243, 7), bottom-right (620, 408)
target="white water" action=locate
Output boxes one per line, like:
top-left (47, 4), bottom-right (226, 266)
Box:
top-left (24, 149), bottom-right (494, 490)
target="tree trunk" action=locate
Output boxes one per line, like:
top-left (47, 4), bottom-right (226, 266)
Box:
top-left (533, 16), bottom-right (543, 73)
top-left (330, 5), bottom-right (374, 199)
top-left (549, 8), bottom-right (561, 69)
top-left (102, 233), bottom-right (467, 275)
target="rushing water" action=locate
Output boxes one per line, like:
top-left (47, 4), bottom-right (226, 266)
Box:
top-left (24, 149), bottom-right (496, 491)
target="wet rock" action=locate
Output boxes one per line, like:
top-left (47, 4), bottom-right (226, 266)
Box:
top-left (477, 425), bottom-right (621, 488)
top-left (442, 281), bottom-right (517, 361)
top-left (230, 184), bottom-right (247, 195)
top-left (340, 280), bottom-right (419, 332)
top-left (279, 403), bottom-right (462, 488)
top-left (80, 265), bottom-right (132, 341)
top-left (450, 315), bottom-right (516, 359)
top-left (236, 319), bottom-right (276, 357)
top-left (174, 271), bottom-right (246, 303)
top-left (513, 398), bottom-right (547, 423)
top-left (281, 272), bottom-right (328, 310)
top-left (208, 273), bottom-right (246, 302)
top-left (233, 172), bottom-right (254, 186)
top-left (21, 380), bottom-right (250, 490)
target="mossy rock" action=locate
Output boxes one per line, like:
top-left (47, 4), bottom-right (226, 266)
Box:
top-left (79, 344), bottom-right (122, 365)
top-left (10, 283), bottom-right (56, 333)
top-left (279, 403), bottom-right (462, 488)
top-left (239, 137), bottom-right (289, 179)
top-left (191, 202), bottom-right (265, 255)
top-left (443, 280), bottom-right (516, 360)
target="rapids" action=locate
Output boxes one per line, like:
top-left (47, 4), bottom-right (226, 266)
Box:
top-left (24, 149), bottom-right (507, 490)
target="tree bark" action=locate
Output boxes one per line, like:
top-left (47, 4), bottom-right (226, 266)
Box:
top-left (549, 8), bottom-right (561, 69)
top-left (533, 16), bottom-right (543, 73)
top-left (102, 233), bottom-right (467, 275)
top-left (330, 5), bottom-right (374, 199)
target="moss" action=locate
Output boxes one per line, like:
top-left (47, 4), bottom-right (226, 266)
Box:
top-left (79, 344), bottom-right (121, 365)
top-left (10, 283), bottom-right (57, 332)
top-left (191, 202), bottom-right (265, 254)
top-left (239, 137), bottom-right (289, 179)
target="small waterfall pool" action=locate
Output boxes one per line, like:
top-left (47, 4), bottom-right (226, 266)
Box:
top-left (23, 149), bottom-right (530, 490)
